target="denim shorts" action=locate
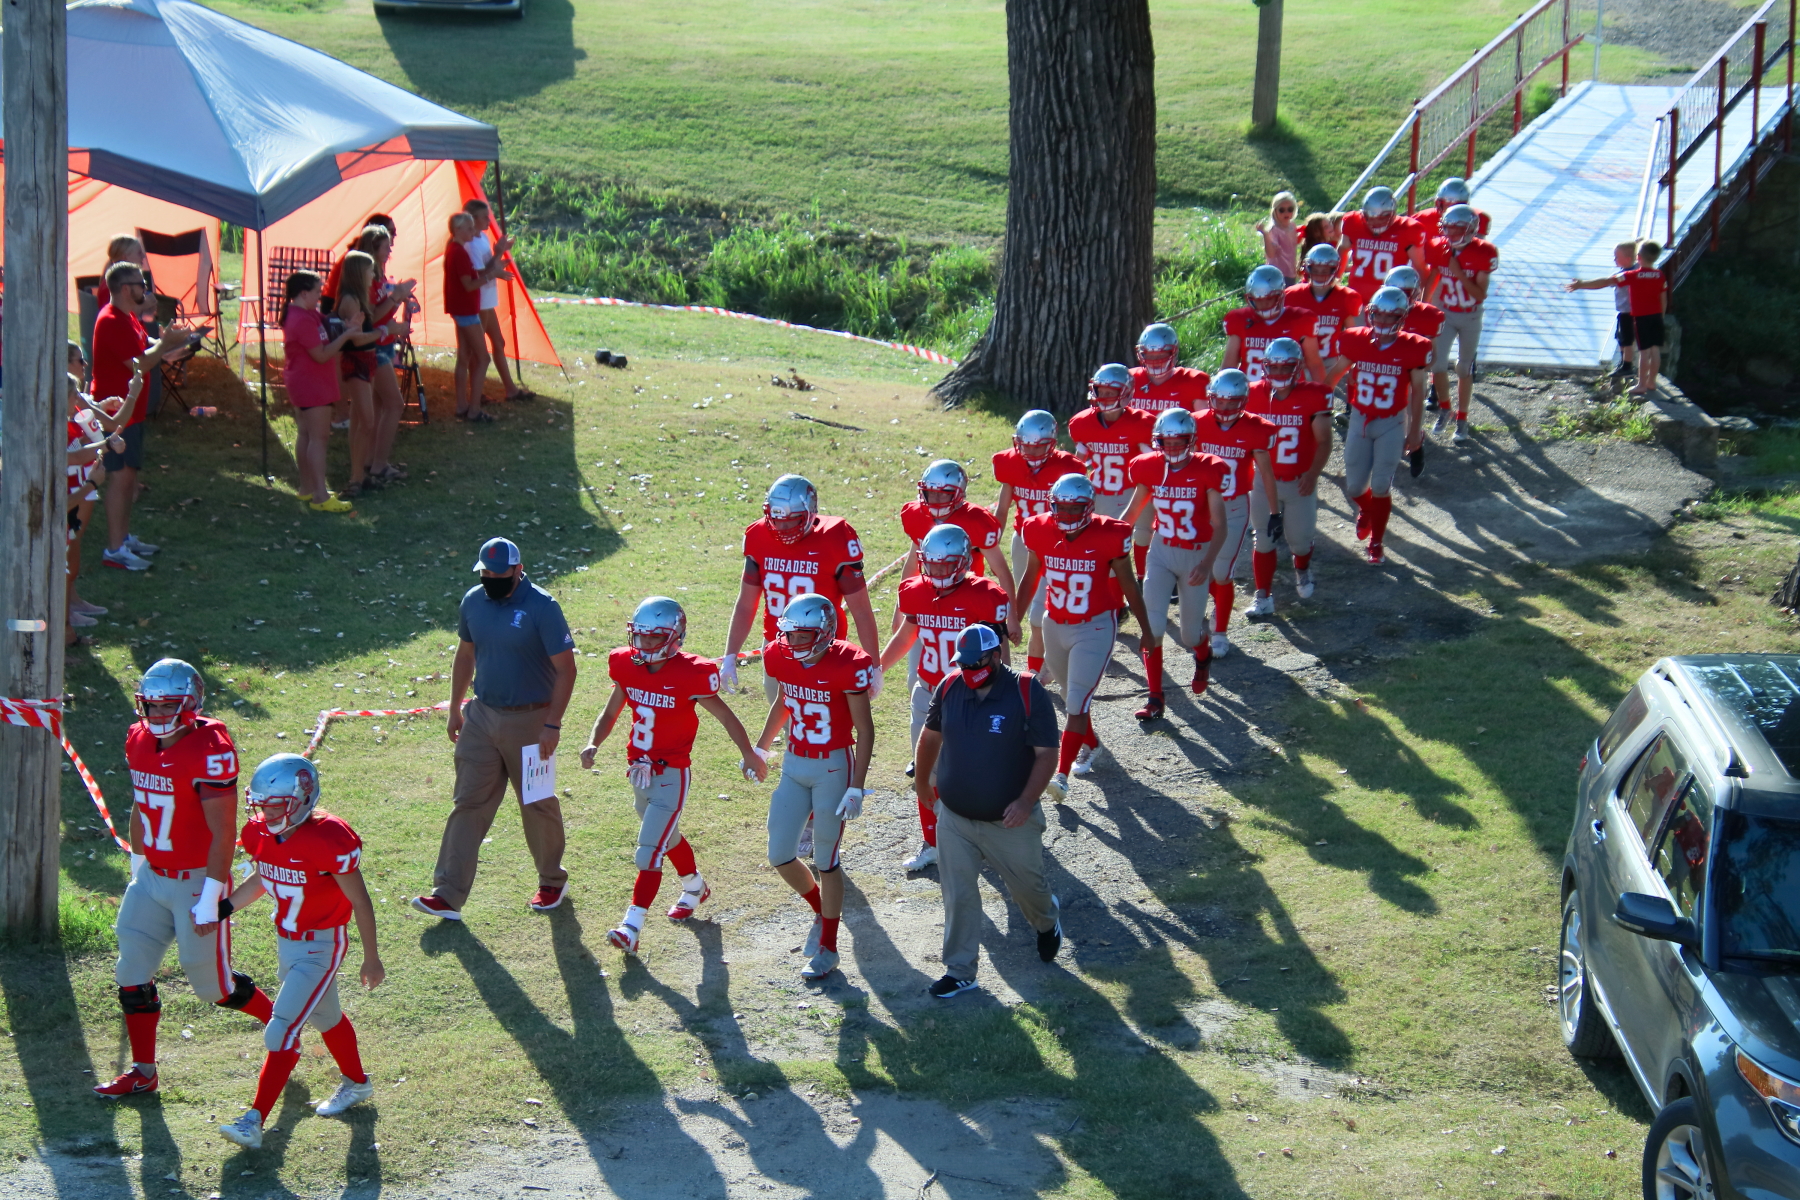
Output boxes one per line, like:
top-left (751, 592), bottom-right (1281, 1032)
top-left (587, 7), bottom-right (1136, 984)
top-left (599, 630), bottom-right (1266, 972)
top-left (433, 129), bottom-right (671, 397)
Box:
top-left (453, 313), bottom-right (481, 328)
top-left (374, 342), bottom-right (396, 367)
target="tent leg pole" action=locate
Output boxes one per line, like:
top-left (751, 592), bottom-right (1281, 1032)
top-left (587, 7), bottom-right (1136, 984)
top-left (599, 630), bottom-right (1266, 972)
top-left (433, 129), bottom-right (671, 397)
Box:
top-left (258, 233), bottom-right (269, 484)
top-left (494, 147), bottom-right (523, 389)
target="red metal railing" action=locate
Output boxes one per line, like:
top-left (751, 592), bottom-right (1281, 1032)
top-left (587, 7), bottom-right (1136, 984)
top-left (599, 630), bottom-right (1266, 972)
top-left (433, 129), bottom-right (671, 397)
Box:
top-left (1632, 0), bottom-right (1796, 277)
top-left (1335, 0), bottom-right (1598, 213)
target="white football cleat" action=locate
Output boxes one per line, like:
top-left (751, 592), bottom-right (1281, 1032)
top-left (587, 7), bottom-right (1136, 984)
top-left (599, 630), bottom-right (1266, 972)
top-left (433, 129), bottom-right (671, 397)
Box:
top-left (1071, 744), bottom-right (1102, 776)
top-left (802, 949), bottom-right (839, 981)
top-left (803, 914), bottom-right (823, 958)
top-left (1247, 592), bottom-right (1275, 617)
top-left (607, 923), bottom-right (641, 955)
top-left (1432, 407), bottom-right (1452, 435)
top-left (1044, 772), bottom-right (1069, 804)
top-left (1453, 419), bottom-right (1472, 445)
top-left (315, 1075), bottom-right (374, 1116)
top-left (1294, 568), bottom-right (1316, 600)
top-left (219, 1109), bottom-right (264, 1149)
top-left (668, 879), bottom-right (710, 920)
top-left (902, 844), bottom-right (939, 872)
top-left (1210, 632), bottom-right (1231, 657)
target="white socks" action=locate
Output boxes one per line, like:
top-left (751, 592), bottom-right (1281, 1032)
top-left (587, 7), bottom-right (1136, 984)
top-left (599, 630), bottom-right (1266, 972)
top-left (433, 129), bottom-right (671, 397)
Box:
top-left (623, 905), bottom-right (647, 930)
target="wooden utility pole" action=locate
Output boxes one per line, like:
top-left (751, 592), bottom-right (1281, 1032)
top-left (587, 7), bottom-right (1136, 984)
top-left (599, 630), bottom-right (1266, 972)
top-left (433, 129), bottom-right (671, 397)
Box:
top-left (0, 0), bottom-right (70, 939)
top-left (1252, 0), bottom-right (1284, 130)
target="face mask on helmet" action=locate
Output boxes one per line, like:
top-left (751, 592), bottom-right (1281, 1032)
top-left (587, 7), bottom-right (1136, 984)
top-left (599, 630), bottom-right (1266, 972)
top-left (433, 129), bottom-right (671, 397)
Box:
top-left (920, 552), bottom-right (968, 589)
top-left (137, 697), bottom-right (189, 738)
top-left (1136, 325), bottom-right (1180, 383)
top-left (1363, 189), bottom-right (1398, 236)
top-left (1251, 290), bottom-right (1285, 319)
top-left (918, 484), bottom-right (961, 515)
top-left (1154, 429), bottom-right (1193, 464)
top-left (765, 507), bottom-right (811, 543)
top-left (1262, 339), bottom-right (1303, 386)
top-left (1210, 391), bottom-right (1247, 419)
top-left (1089, 379), bottom-right (1130, 415)
top-left (781, 626), bottom-right (828, 661)
top-left (1367, 288), bottom-right (1408, 335)
top-left (1444, 220), bottom-right (1475, 248)
top-left (628, 625), bottom-right (680, 664)
top-left (1305, 252), bottom-right (1339, 283)
top-left (1247, 267), bottom-right (1287, 320)
top-left (1053, 497), bottom-right (1092, 534)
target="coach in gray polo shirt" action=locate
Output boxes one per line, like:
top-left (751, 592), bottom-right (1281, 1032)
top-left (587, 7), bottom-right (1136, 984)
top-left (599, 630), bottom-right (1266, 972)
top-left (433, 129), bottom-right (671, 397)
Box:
top-left (913, 624), bottom-right (1062, 999)
top-left (412, 537), bottom-right (577, 920)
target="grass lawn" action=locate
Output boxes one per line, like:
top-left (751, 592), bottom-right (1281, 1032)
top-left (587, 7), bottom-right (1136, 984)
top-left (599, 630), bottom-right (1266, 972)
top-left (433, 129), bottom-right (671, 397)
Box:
top-left (0, 302), bottom-right (1794, 1197)
top-left (217, 0), bottom-right (1666, 242)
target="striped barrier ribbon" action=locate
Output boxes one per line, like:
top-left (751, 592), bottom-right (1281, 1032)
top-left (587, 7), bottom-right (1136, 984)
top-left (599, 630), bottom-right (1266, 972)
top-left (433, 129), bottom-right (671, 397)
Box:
top-left (532, 295), bottom-right (960, 368)
top-left (301, 701), bottom-right (453, 760)
top-left (0, 698), bottom-right (129, 853)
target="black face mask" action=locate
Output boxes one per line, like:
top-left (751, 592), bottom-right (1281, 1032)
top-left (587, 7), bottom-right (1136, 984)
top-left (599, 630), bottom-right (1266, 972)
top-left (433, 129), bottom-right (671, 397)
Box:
top-left (481, 574), bottom-right (516, 601)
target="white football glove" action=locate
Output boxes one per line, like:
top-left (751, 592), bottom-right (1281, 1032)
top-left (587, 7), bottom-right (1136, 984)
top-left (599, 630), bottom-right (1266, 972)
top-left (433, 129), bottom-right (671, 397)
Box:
top-left (867, 664), bottom-right (884, 699)
top-left (835, 786), bottom-right (864, 821)
top-left (190, 877), bottom-right (226, 927)
top-left (718, 653), bottom-right (740, 693)
top-left (128, 853), bottom-right (147, 882)
top-left (742, 745), bottom-right (769, 782)
top-left (627, 759), bottom-right (653, 791)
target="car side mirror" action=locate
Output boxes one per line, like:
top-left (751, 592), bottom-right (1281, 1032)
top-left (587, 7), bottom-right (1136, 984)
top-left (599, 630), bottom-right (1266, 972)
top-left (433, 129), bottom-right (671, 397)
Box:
top-left (1613, 892), bottom-right (1699, 949)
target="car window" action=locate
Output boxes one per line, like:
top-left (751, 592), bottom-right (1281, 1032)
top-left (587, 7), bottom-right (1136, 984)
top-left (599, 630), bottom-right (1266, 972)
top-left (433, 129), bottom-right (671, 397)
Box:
top-left (1652, 781), bottom-right (1712, 919)
top-left (1597, 685), bottom-right (1649, 765)
top-left (1620, 733), bottom-right (1690, 844)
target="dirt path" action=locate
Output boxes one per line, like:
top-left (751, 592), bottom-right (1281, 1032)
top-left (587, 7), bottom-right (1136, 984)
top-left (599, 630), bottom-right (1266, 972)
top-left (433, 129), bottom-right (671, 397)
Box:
top-left (3, 377), bottom-right (1711, 1200)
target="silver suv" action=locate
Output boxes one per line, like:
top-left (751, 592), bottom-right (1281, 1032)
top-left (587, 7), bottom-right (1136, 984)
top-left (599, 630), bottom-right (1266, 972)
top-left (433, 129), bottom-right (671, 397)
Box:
top-left (1560, 655), bottom-right (1800, 1199)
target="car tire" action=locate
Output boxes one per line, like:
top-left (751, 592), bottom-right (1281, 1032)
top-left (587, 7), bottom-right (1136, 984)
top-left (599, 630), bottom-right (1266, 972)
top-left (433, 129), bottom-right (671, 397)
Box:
top-left (1559, 888), bottom-right (1619, 1058)
top-left (1642, 1096), bottom-right (1717, 1200)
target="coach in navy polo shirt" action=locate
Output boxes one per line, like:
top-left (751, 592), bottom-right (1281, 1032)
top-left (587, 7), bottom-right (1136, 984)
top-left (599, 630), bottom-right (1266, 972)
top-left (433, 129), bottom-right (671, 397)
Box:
top-left (413, 537), bottom-right (578, 921)
top-left (914, 624), bottom-right (1063, 999)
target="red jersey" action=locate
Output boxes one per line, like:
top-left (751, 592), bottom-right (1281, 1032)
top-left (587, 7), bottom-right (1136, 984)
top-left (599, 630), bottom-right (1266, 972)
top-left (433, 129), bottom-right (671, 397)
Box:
top-left (1192, 410), bottom-right (1276, 500)
top-left (1337, 327), bottom-right (1434, 420)
top-left (1128, 365), bottom-right (1211, 414)
top-left (1021, 512), bottom-right (1130, 624)
top-left (1616, 266), bottom-right (1669, 318)
top-left (1403, 300), bottom-right (1445, 340)
top-left (1248, 380), bottom-right (1333, 483)
top-left (899, 500), bottom-right (1001, 577)
top-left (1285, 282), bottom-right (1362, 360)
top-left (1338, 212), bottom-right (1425, 301)
top-left (241, 811), bottom-right (363, 934)
top-left (764, 639), bottom-right (876, 755)
top-left (1415, 206), bottom-right (1492, 240)
top-left (895, 575), bottom-right (1010, 688)
top-left (126, 718), bottom-right (239, 871)
top-left (1224, 306), bottom-right (1317, 381)
top-left (1068, 406), bottom-right (1155, 498)
top-left (1127, 452), bottom-right (1228, 549)
top-left (608, 648), bottom-right (721, 769)
top-left (1424, 237), bottom-right (1499, 313)
top-left (742, 515), bottom-right (865, 644)
top-left (991, 447), bottom-right (1090, 533)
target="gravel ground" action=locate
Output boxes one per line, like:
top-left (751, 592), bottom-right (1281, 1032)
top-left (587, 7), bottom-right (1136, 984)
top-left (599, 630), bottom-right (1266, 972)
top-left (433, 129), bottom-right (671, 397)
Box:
top-left (1601, 0), bottom-right (1757, 72)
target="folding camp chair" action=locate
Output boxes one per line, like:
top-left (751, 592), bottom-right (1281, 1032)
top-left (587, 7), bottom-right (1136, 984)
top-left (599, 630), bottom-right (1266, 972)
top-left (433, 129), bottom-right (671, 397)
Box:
top-left (239, 246), bottom-right (337, 388)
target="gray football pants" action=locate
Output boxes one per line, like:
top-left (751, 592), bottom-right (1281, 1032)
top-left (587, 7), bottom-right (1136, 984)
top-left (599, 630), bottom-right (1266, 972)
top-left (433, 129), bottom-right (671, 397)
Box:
top-left (114, 866), bottom-right (235, 1003)
top-left (1142, 541), bottom-right (1209, 650)
top-left (1250, 477), bottom-right (1320, 560)
top-left (769, 747), bottom-right (849, 872)
top-left (1343, 411), bottom-right (1407, 498)
top-left (265, 925), bottom-right (349, 1053)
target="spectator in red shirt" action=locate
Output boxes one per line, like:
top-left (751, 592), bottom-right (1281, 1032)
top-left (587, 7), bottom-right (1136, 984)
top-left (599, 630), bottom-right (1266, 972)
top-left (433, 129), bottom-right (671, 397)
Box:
top-left (463, 200), bottom-right (531, 403)
top-left (92, 260), bottom-right (191, 572)
top-left (445, 212), bottom-right (511, 424)
top-left (1567, 239), bottom-right (1670, 397)
top-left (281, 270), bottom-right (358, 513)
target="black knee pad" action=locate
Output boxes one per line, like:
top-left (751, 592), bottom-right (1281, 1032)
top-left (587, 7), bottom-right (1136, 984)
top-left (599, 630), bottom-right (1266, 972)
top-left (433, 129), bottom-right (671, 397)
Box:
top-left (216, 971), bottom-right (258, 1010)
top-left (119, 983), bottom-right (160, 1015)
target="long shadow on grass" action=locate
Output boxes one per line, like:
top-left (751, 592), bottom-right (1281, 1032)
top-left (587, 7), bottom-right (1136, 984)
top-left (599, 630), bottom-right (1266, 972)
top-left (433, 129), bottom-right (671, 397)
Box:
top-left (378, 0), bottom-right (581, 105)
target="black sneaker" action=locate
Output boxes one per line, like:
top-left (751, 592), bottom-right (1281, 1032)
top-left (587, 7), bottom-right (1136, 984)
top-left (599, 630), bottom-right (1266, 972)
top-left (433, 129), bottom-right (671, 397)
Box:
top-left (1037, 896), bottom-right (1063, 962)
top-left (928, 974), bottom-right (978, 1000)
top-left (904, 759), bottom-right (916, 779)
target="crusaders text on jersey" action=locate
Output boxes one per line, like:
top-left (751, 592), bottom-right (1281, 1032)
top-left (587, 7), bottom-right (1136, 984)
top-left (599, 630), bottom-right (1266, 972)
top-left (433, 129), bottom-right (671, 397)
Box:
top-left (894, 576), bottom-right (1010, 688)
top-left (1020, 513), bottom-right (1132, 624)
top-left (1284, 281), bottom-right (1362, 361)
top-left (608, 649), bottom-right (722, 768)
top-left (1068, 406), bottom-right (1156, 499)
top-left (1224, 306), bottom-right (1318, 381)
top-left (126, 717), bottom-right (239, 871)
top-left (1337, 327), bottom-right (1434, 420)
top-left (1248, 380), bottom-right (1333, 482)
top-left (1128, 452), bottom-right (1228, 549)
top-left (1193, 409), bottom-right (1277, 500)
top-left (742, 514), bottom-right (865, 643)
top-left (1127, 365), bottom-right (1211, 414)
top-left (991, 446), bottom-right (1090, 532)
top-left (1339, 211), bottom-right (1425, 301)
top-left (240, 811), bottom-right (363, 934)
top-left (764, 640), bottom-right (877, 756)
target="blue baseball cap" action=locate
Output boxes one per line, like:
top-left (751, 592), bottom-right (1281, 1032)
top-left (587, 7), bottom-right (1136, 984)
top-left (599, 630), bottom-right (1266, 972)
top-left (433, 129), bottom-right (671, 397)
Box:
top-left (954, 623), bottom-right (1002, 667)
top-left (473, 537), bottom-right (521, 573)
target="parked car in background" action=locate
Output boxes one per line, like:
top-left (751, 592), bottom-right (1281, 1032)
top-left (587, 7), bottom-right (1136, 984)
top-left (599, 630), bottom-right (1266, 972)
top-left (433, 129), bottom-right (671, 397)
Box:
top-left (374, 0), bottom-right (523, 19)
top-left (1559, 655), bottom-right (1800, 1199)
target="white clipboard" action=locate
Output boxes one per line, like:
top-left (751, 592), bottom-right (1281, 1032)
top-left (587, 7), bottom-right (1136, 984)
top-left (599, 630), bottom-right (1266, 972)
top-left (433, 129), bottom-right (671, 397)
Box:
top-left (520, 745), bottom-right (557, 805)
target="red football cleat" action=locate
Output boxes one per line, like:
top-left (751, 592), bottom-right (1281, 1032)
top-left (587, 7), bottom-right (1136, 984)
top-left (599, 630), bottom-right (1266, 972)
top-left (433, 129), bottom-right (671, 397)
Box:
top-left (1134, 694), bottom-right (1165, 721)
top-left (1191, 650), bottom-right (1212, 695)
top-left (667, 882), bottom-right (710, 920)
top-left (94, 1068), bottom-right (157, 1098)
top-left (1366, 542), bottom-right (1386, 565)
top-left (528, 885), bottom-right (566, 912)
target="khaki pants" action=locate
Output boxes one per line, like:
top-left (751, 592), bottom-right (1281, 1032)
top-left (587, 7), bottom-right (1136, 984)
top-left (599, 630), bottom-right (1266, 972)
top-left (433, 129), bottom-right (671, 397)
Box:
top-left (938, 803), bottom-right (1056, 982)
top-left (431, 698), bottom-right (568, 909)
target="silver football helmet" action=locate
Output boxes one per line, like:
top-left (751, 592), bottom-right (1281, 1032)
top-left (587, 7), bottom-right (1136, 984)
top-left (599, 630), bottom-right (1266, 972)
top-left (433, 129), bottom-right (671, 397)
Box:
top-left (917, 459), bottom-right (968, 517)
top-left (1363, 186), bottom-right (1398, 234)
top-left (1383, 264), bottom-right (1421, 301)
top-left (1302, 242), bottom-right (1340, 282)
top-left (1435, 177), bottom-right (1472, 210)
top-left (1367, 286), bottom-right (1410, 335)
top-left (764, 474), bottom-right (818, 545)
top-left (1151, 408), bottom-right (1197, 466)
top-left (1209, 369), bottom-right (1250, 419)
top-left (777, 593), bottom-right (838, 664)
top-left (918, 523), bottom-right (973, 590)
top-left (627, 595), bottom-right (687, 665)
top-left (1136, 322), bottom-right (1180, 383)
top-left (246, 753), bottom-right (321, 837)
top-left (1088, 363), bottom-right (1133, 416)
top-left (1048, 473), bottom-right (1096, 535)
top-left (1263, 337), bottom-right (1304, 386)
top-left (136, 657), bottom-right (204, 737)
top-left (1013, 410), bottom-right (1058, 465)
top-left (1441, 203), bottom-right (1478, 249)
top-left (1246, 265), bottom-right (1287, 319)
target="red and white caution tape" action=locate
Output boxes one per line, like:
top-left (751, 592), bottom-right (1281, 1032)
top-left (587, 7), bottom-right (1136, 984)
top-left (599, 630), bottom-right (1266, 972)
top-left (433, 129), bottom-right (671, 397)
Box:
top-left (0, 697), bottom-right (129, 853)
top-left (533, 295), bottom-right (961, 367)
top-left (301, 701), bottom-right (454, 760)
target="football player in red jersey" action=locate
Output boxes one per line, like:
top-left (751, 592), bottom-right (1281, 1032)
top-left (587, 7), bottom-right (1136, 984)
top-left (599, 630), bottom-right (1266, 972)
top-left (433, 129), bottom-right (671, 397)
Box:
top-left (1385, 264), bottom-right (1446, 417)
top-left (755, 594), bottom-right (878, 982)
top-left (1190, 371), bottom-right (1280, 655)
top-left (723, 474), bottom-right (878, 704)
top-left (1337, 187), bottom-right (1425, 304)
top-left (216, 754), bottom-right (382, 1149)
top-left (1285, 245), bottom-right (1364, 365)
top-left (581, 597), bottom-right (768, 955)
top-left (880, 524), bottom-right (1010, 871)
top-left (1326, 287), bottom-right (1432, 564)
top-left (1246, 338), bottom-right (1334, 614)
top-left (1127, 323), bottom-right (1212, 580)
top-left (1222, 266), bottom-right (1326, 383)
top-left (991, 409), bottom-right (1088, 676)
top-left (1013, 474), bottom-right (1149, 803)
top-left (96, 658), bottom-right (275, 1100)
top-left (1424, 204), bottom-right (1498, 443)
top-left (1069, 364), bottom-right (1155, 521)
top-left (1122, 410), bottom-right (1229, 720)
top-left (1412, 177), bottom-right (1492, 242)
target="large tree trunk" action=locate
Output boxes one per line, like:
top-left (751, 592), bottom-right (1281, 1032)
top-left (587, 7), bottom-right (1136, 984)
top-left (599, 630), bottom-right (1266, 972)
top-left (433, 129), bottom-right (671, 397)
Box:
top-left (1775, 546), bottom-right (1800, 612)
top-left (932, 0), bottom-right (1156, 418)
